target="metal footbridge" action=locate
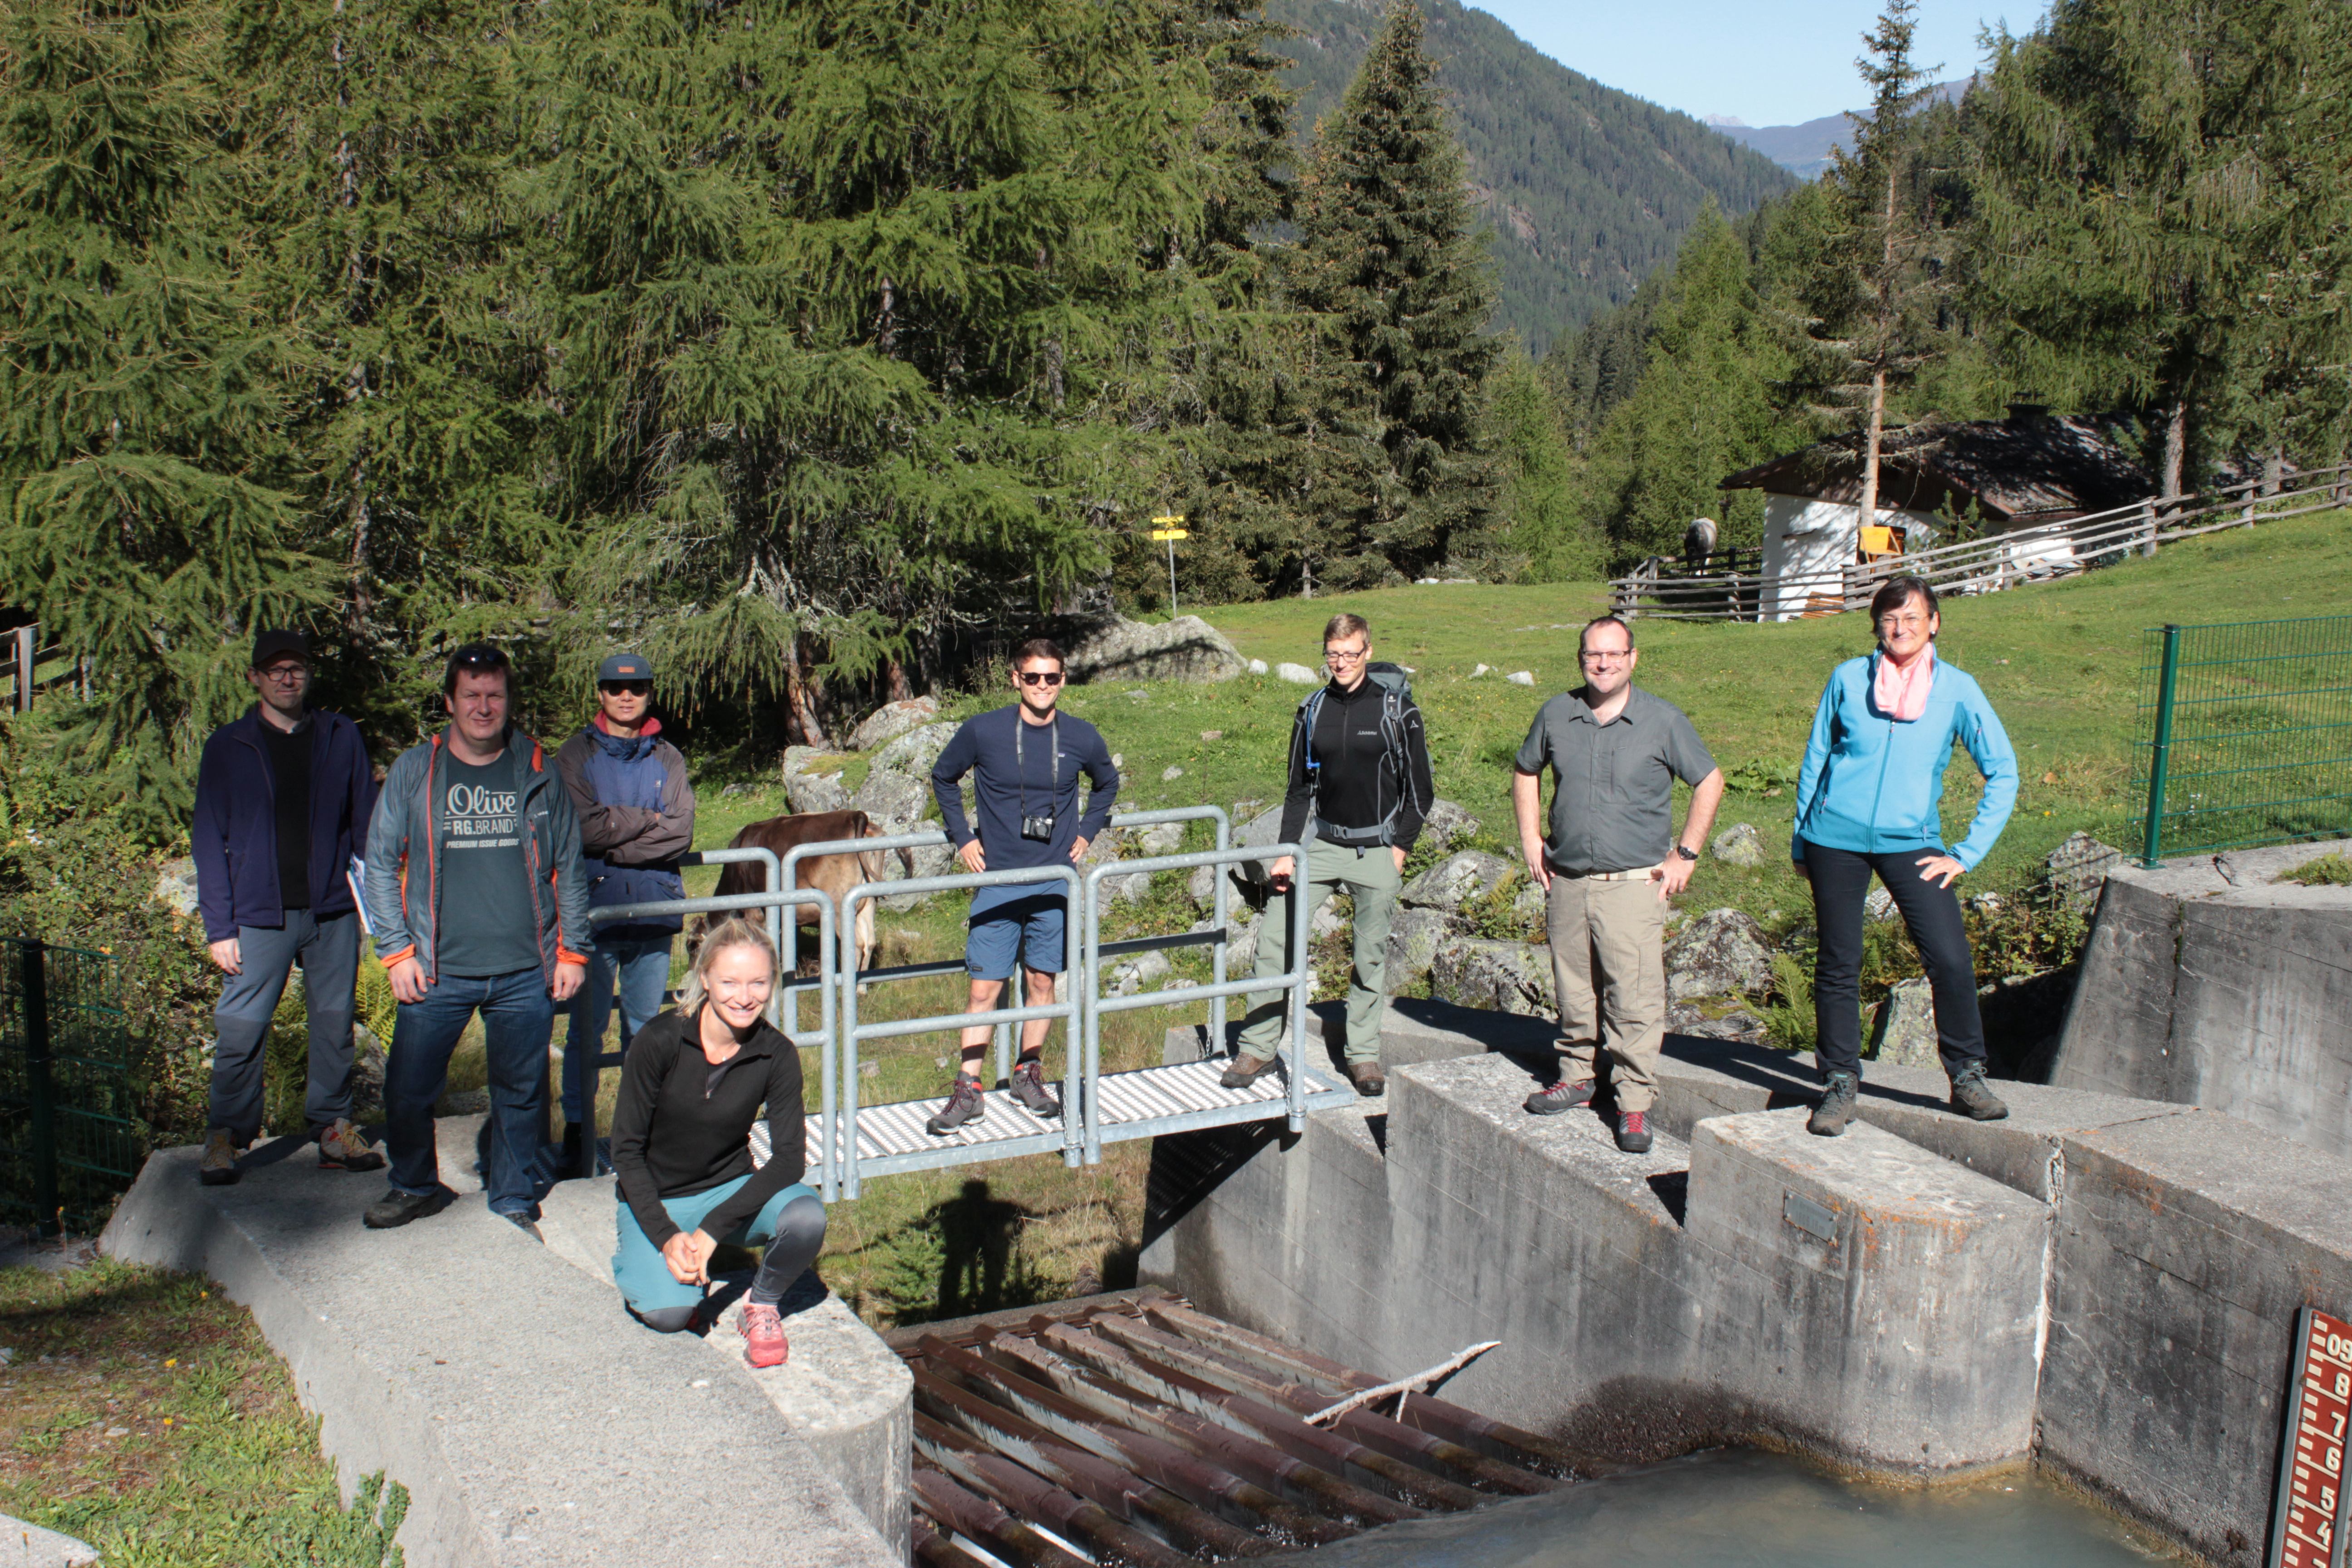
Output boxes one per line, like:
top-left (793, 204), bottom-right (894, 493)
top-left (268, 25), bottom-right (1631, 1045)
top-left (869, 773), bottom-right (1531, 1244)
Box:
top-left (584, 807), bottom-right (1354, 1199)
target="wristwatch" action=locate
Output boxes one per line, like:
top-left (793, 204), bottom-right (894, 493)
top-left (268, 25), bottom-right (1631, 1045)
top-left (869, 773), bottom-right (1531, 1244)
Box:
top-left (1674, 844), bottom-right (1700, 862)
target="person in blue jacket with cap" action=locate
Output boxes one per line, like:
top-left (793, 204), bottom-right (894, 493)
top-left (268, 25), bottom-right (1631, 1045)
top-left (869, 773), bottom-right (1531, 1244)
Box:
top-left (1792, 574), bottom-right (2019, 1136)
top-left (554, 652), bottom-right (695, 1175)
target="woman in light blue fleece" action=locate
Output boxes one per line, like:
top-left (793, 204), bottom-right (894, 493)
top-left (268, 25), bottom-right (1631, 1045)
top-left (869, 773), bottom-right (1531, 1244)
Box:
top-left (1791, 574), bottom-right (2019, 1136)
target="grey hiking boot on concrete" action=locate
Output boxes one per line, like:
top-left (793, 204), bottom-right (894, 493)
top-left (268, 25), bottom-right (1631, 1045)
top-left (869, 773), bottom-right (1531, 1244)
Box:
top-left (926, 1075), bottom-right (987, 1137)
top-left (1524, 1078), bottom-right (1596, 1116)
top-left (318, 1117), bottom-right (385, 1172)
top-left (1008, 1058), bottom-right (1062, 1119)
top-left (1615, 1111), bottom-right (1653, 1154)
top-left (199, 1129), bottom-right (240, 1187)
top-left (1219, 1054), bottom-right (1276, 1090)
top-left (1808, 1072), bottom-right (1859, 1137)
top-left (1950, 1064), bottom-right (2010, 1122)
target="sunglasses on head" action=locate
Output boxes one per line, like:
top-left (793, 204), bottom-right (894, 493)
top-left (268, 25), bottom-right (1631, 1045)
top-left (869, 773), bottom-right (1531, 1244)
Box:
top-left (1018, 671), bottom-right (1065, 687)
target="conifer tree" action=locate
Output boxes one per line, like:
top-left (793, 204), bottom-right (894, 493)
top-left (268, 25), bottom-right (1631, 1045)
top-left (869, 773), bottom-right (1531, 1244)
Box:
top-left (1487, 352), bottom-right (1602, 582)
top-left (0, 0), bottom-right (329, 826)
top-left (1289, 0), bottom-right (1499, 585)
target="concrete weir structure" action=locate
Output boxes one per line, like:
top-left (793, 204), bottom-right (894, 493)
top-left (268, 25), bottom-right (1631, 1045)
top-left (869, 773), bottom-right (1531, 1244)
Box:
top-left (100, 1116), bottom-right (911, 1568)
top-left (1142, 1000), bottom-right (2352, 1567)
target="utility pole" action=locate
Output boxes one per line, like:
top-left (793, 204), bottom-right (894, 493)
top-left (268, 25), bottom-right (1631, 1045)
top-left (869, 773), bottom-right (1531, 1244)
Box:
top-left (1150, 515), bottom-right (1188, 612)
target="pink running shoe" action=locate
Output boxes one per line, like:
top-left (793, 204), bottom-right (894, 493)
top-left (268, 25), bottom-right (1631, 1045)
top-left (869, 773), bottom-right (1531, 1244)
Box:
top-left (740, 1301), bottom-right (790, 1369)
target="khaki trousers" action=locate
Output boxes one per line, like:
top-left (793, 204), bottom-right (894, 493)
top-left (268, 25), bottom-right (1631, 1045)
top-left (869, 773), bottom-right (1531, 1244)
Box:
top-left (1545, 872), bottom-right (1668, 1113)
top-left (1236, 838), bottom-right (1400, 1066)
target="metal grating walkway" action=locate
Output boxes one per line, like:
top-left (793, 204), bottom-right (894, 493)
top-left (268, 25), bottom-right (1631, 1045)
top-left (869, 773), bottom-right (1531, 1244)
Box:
top-left (749, 1059), bottom-right (1357, 1180)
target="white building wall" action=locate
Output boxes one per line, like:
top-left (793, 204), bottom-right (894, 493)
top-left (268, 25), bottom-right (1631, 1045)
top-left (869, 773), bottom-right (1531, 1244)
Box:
top-left (1758, 494), bottom-right (1940, 621)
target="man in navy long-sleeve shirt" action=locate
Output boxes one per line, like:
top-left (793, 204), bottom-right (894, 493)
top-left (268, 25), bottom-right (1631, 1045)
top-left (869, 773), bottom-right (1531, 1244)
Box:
top-left (925, 637), bottom-right (1119, 1134)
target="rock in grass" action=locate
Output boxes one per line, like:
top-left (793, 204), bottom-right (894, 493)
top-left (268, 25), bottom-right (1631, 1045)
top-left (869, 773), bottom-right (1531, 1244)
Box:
top-left (1065, 614), bottom-right (1246, 684)
top-left (1711, 822), bottom-right (1767, 867)
top-left (1506, 670), bottom-right (1535, 686)
top-left (1384, 906), bottom-right (1449, 991)
top-left (1418, 798), bottom-right (1480, 855)
top-left (1430, 936), bottom-right (1555, 1017)
top-left (1276, 662), bottom-right (1320, 685)
top-left (1664, 907), bottom-right (1774, 1002)
top-left (1400, 851), bottom-right (1515, 914)
top-left (848, 696), bottom-right (940, 752)
top-left (2044, 831), bottom-right (2126, 911)
top-left (851, 767), bottom-right (929, 833)
top-left (1866, 976), bottom-right (1939, 1069)
top-left (870, 720), bottom-right (960, 780)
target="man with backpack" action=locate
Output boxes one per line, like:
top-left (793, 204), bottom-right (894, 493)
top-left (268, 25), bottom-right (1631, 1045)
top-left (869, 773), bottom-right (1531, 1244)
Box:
top-left (1226, 613), bottom-right (1433, 1098)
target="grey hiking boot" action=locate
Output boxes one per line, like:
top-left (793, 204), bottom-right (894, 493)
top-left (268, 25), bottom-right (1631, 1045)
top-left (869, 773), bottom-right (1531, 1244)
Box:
top-left (926, 1075), bottom-right (987, 1137)
top-left (1008, 1058), bottom-right (1062, 1119)
top-left (318, 1117), bottom-right (386, 1172)
top-left (199, 1129), bottom-right (240, 1187)
top-left (1808, 1071), bottom-right (1859, 1137)
top-left (1524, 1078), bottom-right (1596, 1116)
top-left (1950, 1063), bottom-right (2010, 1122)
top-left (1219, 1054), bottom-right (1277, 1090)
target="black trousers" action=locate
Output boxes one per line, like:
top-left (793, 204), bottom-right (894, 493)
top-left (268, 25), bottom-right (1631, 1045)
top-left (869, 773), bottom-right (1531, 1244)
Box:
top-left (1801, 840), bottom-right (1987, 1083)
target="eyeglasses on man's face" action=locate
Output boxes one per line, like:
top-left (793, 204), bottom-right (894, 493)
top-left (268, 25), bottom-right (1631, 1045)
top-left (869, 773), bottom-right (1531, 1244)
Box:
top-left (1580, 648), bottom-right (1632, 666)
top-left (1018, 670), bottom-right (1065, 687)
top-left (1324, 644), bottom-right (1368, 664)
top-left (256, 662), bottom-right (308, 684)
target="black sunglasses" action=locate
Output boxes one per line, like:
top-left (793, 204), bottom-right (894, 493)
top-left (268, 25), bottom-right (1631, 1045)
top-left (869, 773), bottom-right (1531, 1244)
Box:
top-left (1018, 671), bottom-right (1065, 687)
top-left (600, 681), bottom-right (652, 696)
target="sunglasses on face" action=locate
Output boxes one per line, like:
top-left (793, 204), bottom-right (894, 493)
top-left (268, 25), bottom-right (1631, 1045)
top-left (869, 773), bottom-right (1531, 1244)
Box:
top-left (600, 681), bottom-right (652, 696)
top-left (1018, 671), bottom-right (1065, 687)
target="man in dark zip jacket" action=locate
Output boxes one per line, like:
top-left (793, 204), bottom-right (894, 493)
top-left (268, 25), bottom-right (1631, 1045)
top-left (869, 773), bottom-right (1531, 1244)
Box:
top-left (554, 652), bottom-right (695, 1175)
top-left (360, 643), bottom-right (592, 1234)
top-left (1228, 612), bottom-right (1434, 1097)
top-left (191, 629), bottom-right (383, 1185)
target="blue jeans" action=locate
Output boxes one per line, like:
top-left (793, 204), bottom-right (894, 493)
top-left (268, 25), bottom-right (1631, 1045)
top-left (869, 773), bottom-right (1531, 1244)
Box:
top-left (563, 932), bottom-right (673, 1122)
top-left (210, 911), bottom-right (361, 1140)
top-left (385, 968), bottom-right (553, 1219)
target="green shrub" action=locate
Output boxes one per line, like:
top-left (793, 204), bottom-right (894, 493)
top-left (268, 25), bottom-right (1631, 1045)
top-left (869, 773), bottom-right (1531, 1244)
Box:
top-left (2281, 852), bottom-right (2352, 887)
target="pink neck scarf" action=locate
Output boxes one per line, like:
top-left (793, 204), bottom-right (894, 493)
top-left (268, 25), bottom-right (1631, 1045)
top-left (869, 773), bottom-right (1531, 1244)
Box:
top-left (1874, 644), bottom-right (1936, 721)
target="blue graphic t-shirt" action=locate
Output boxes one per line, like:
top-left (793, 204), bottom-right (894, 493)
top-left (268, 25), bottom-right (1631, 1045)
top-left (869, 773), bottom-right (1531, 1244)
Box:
top-left (435, 750), bottom-right (541, 978)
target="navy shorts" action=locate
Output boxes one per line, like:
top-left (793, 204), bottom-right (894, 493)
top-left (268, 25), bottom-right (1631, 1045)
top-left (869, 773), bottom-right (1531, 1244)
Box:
top-left (966, 894), bottom-right (1067, 980)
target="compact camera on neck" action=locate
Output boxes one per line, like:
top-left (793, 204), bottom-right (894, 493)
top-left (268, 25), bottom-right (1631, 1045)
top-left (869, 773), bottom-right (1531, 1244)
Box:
top-left (1022, 813), bottom-right (1056, 842)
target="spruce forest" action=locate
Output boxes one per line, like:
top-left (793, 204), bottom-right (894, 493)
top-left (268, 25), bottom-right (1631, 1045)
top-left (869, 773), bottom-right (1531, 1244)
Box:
top-left (3, 0), bottom-right (2349, 817)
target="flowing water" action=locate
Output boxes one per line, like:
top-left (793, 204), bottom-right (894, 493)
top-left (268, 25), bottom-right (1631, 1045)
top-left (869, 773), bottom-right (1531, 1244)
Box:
top-left (1270, 1447), bottom-right (2188, 1567)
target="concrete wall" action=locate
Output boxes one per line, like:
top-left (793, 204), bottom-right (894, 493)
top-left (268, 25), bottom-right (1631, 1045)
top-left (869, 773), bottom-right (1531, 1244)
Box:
top-left (1144, 999), bottom-right (2352, 1565)
top-left (2049, 838), bottom-right (2352, 1159)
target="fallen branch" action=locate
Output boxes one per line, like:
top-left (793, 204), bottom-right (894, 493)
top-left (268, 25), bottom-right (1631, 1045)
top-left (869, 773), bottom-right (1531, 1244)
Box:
top-left (1304, 1341), bottom-right (1500, 1426)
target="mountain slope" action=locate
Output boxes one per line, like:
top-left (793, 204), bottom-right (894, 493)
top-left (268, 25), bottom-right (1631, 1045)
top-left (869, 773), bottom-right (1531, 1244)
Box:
top-left (1710, 80), bottom-right (1972, 178)
top-left (1267, 0), bottom-right (1797, 352)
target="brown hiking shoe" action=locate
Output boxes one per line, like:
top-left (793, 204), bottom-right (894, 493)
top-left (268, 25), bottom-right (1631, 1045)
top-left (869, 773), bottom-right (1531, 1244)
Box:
top-left (1007, 1058), bottom-right (1062, 1119)
top-left (925, 1075), bottom-right (987, 1137)
top-left (1219, 1053), bottom-right (1276, 1090)
top-left (1950, 1065), bottom-right (2010, 1122)
top-left (1348, 1061), bottom-right (1387, 1098)
top-left (318, 1118), bottom-right (386, 1172)
top-left (199, 1129), bottom-right (240, 1187)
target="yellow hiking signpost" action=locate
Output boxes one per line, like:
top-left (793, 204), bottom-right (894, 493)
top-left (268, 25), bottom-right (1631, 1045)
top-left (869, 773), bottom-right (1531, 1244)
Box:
top-left (1150, 514), bottom-right (1187, 611)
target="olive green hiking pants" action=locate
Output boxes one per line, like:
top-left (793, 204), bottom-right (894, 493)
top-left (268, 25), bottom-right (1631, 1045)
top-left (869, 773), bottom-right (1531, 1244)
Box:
top-left (1235, 838), bottom-right (1401, 1067)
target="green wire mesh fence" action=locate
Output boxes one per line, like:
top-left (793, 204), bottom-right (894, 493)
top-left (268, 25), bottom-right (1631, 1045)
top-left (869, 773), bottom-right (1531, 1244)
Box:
top-left (1, 938), bottom-right (144, 1236)
top-left (2136, 616), bottom-right (2352, 866)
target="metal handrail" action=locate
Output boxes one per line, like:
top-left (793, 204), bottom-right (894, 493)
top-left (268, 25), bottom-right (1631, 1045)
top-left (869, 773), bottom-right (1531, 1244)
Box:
top-left (586, 882), bottom-right (840, 1196)
top-left (1079, 842), bottom-right (1311, 1165)
top-left (835, 864), bottom-right (1084, 1200)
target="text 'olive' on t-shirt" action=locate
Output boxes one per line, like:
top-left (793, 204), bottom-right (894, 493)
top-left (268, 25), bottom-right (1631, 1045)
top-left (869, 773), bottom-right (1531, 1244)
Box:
top-left (1515, 686), bottom-right (1716, 876)
top-left (433, 750), bottom-right (542, 978)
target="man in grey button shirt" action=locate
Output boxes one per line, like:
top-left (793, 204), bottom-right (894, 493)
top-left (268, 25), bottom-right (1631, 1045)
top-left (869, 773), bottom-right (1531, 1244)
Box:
top-left (1511, 615), bottom-right (1724, 1152)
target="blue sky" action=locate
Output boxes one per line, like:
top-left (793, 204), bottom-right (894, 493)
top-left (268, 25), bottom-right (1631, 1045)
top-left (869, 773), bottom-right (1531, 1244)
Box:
top-left (1465, 0), bottom-right (2043, 129)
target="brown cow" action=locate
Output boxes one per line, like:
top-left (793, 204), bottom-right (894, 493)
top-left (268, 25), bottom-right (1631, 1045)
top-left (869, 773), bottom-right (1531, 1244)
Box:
top-left (707, 809), bottom-right (908, 975)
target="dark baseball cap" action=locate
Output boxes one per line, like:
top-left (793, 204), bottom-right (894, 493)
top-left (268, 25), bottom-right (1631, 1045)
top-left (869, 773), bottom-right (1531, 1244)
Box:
top-left (250, 629), bottom-right (310, 668)
top-left (597, 652), bottom-right (653, 684)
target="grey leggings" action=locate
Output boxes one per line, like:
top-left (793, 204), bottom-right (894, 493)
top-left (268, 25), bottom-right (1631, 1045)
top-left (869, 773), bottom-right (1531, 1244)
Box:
top-left (630, 1193), bottom-right (828, 1333)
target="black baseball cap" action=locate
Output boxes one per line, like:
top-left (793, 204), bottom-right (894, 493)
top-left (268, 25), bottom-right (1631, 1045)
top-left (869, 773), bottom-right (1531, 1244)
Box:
top-left (598, 652), bottom-right (653, 684)
top-left (251, 629), bottom-right (310, 668)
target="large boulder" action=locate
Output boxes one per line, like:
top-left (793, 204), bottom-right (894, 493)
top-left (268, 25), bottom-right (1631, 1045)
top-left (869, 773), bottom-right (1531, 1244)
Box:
top-left (1384, 906), bottom-right (1449, 991)
top-left (2044, 831), bottom-right (2127, 913)
top-left (1276, 662), bottom-right (1319, 685)
top-left (1418, 799), bottom-right (1480, 856)
top-left (781, 746), bottom-right (853, 814)
top-left (1663, 907), bottom-right (1774, 1002)
top-left (878, 842), bottom-right (958, 911)
top-left (871, 720), bottom-right (960, 780)
top-left (1430, 936), bottom-right (1556, 1018)
top-left (1065, 615), bottom-right (1246, 685)
top-left (1867, 976), bottom-right (1940, 1069)
top-left (851, 767), bottom-right (931, 834)
top-left (1400, 851), bottom-right (1515, 914)
top-left (848, 696), bottom-right (940, 753)
top-left (1710, 822), bottom-right (1768, 868)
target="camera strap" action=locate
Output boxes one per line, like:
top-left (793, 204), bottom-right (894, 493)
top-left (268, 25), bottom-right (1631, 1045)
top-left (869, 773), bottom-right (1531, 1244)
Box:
top-left (1014, 711), bottom-right (1059, 822)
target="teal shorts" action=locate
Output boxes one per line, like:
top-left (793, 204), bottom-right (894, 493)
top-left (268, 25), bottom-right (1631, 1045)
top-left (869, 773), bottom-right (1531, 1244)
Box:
top-left (611, 1174), bottom-right (821, 1315)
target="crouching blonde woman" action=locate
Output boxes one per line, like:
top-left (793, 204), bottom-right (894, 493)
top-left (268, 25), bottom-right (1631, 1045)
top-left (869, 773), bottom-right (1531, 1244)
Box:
top-left (609, 917), bottom-right (824, 1367)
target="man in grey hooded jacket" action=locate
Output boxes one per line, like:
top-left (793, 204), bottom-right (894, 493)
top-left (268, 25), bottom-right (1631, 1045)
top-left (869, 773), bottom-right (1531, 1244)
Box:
top-left (361, 643), bottom-right (593, 1233)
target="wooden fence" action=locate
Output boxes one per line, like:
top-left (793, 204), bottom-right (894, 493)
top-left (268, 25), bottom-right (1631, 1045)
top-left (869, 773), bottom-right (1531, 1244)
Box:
top-left (1609, 465), bottom-right (2352, 622)
top-left (0, 626), bottom-right (78, 714)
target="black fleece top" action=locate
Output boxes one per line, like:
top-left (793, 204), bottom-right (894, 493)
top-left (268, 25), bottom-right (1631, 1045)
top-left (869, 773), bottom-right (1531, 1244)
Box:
top-left (1276, 678), bottom-right (1434, 852)
top-left (610, 1006), bottom-right (806, 1249)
